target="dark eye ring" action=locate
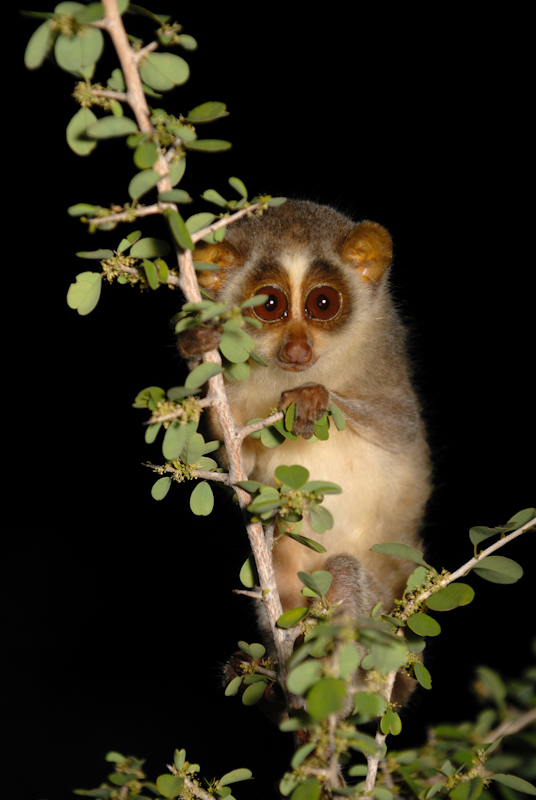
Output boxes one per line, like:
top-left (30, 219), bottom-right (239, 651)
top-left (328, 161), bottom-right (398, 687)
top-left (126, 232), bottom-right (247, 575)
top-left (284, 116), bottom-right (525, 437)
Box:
top-left (305, 285), bottom-right (342, 321)
top-left (252, 286), bottom-right (289, 322)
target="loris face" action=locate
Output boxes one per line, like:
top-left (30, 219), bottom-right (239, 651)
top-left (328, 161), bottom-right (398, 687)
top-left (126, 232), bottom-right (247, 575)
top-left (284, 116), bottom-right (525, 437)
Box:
top-left (236, 251), bottom-right (355, 372)
top-left (193, 199), bottom-right (393, 374)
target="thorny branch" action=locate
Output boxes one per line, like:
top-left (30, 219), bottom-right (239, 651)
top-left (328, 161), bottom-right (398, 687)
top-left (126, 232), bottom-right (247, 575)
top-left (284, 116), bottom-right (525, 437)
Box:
top-left (364, 515), bottom-right (535, 793)
top-left (100, 0), bottom-right (295, 687)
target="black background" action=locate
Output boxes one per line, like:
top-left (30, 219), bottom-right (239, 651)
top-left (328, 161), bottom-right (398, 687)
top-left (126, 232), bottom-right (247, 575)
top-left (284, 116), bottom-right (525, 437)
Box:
top-left (11, 5), bottom-right (534, 800)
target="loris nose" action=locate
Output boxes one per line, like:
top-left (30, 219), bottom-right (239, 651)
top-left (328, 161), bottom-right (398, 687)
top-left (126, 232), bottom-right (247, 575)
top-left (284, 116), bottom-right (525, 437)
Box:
top-left (281, 340), bottom-right (312, 364)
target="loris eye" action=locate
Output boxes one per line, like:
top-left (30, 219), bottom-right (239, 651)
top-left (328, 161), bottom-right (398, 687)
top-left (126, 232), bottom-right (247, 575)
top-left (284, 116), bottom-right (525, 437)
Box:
top-left (305, 286), bottom-right (342, 321)
top-left (252, 286), bottom-right (289, 321)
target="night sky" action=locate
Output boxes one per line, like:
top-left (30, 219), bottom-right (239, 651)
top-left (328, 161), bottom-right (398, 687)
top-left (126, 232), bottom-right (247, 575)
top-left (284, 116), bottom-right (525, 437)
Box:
top-left (11, 5), bottom-right (534, 799)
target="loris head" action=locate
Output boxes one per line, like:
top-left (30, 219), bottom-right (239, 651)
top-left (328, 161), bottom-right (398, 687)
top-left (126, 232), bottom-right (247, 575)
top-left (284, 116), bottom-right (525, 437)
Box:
top-left (194, 200), bottom-right (393, 373)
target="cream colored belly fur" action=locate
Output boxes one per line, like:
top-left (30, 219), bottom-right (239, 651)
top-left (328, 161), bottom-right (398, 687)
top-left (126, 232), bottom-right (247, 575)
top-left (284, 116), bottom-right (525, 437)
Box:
top-left (240, 420), bottom-right (428, 613)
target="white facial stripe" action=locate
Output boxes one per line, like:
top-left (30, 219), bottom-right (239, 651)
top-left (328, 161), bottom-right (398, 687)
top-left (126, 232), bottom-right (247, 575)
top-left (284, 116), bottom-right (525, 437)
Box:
top-left (280, 251), bottom-right (310, 317)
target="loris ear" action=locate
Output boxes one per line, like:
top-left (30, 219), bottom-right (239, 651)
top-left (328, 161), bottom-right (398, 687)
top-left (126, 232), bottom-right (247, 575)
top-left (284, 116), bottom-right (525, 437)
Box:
top-left (341, 221), bottom-right (392, 283)
top-left (193, 241), bottom-right (243, 293)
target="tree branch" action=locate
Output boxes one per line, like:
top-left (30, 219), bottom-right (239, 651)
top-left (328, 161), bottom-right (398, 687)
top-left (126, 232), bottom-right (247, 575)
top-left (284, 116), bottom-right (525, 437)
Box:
top-left (404, 516), bottom-right (536, 618)
top-left (364, 516), bottom-right (535, 792)
top-left (485, 707), bottom-right (536, 743)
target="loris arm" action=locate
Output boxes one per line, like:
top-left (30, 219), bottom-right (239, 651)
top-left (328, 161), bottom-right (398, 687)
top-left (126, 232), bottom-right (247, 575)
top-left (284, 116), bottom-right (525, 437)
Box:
top-left (279, 383), bottom-right (422, 453)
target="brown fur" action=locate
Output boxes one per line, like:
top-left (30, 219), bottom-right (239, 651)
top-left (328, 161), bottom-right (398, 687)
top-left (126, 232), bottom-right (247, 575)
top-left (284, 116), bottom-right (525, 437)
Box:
top-left (187, 199), bottom-right (432, 702)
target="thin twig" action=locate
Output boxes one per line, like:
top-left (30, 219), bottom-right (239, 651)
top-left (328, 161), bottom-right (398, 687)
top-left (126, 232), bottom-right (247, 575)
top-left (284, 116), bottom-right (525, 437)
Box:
top-left (237, 410), bottom-right (285, 441)
top-left (190, 202), bottom-right (262, 243)
top-left (485, 707), bottom-right (536, 743)
top-left (365, 517), bottom-right (535, 792)
top-left (402, 516), bottom-right (536, 619)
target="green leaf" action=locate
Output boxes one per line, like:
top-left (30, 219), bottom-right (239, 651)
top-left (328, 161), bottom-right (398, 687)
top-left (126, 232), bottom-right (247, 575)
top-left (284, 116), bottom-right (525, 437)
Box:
top-left (229, 176), bottom-right (247, 198)
top-left (54, 27), bottom-right (104, 73)
top-left (367, 634), bottom-right (409, 674)
top-left (25, 20), bottom-right (54, 69)
top-left (290, 777), bottom-right (321, 800)
top-left (130, 237), bottom-right (170, 258)
top-left (277, 607), bottom-right (309, 628)
top-left (353, 691), bottom-right (387, 721)
top-left (469, 509), bottom-right (535, 545)
top-left (381, 707), bottom-right (402, 735)
top-left (284, 532), bottom-right (326, 553)
top-left (475, 665), bottom-right (507, 707)
top-left (329, 403), bottom-right (346, 430)
top-left (275, 464), bottom-right (309, 489)
top-left (220, 769), bottom-right (252, 786)
top-left (407, 612), bottom-right (441, 637)
top-left (370, 542), bottom-right (430, 568)
top-left (426, 583), bottom-right (475, 611)
top-left (165, 208), bottom-right (194, 250)
top-left (449, 778), bottom-right (484, 800)
top-left (506, 508), bottom-right (536, 528)
top-left (414, 661), bottom-right (432, 689)
top-left (239, 556), bottom-right (258, 589)
top-left (158, 189), bottom-right (192, 204)
top-left (338, 642), bottom-right (360, 678)
top-left (169, 156), bottom-right (186, 186)
top-left (242, 678), bottom-right (267, 706)
top-left (156, 774), bottom-right (185, 799)
top-left (76, 249), bottom-right (114, 259)
top-left (117, 230), bottom-right (142, 253)
top-left (145, 421), bottom-right (161, 444)
top-left (473, 556), bottom-right (524, 584)
top-left (235, 480), bottom-right (263, 493)
top-left (291, 743), bottom-right (317, 770)
top-left (67, 272), bottom-right (102, 315)
top-left (491, 775), bottom-right (536, 795)
top-left (173, 749), bottom-right (186, 770)
top-left (201, 188), bottom-right (228, 207)
top-left (284, 403), bottom-right (296, 432)
top-left (66, 106), bottom-right (98, 155)
top-left (190, 481), bottom-right (214, 516)
top-left (247, 490), bottom-right (284, 515)
top-left (224, 360), bottom-right (250, 382)
top-left (86, 116), bottom-right (138, 139)
top-left (301, 480), bottom-right (342, 495)
top-left (287, 660), bottom-right (322, 695)
top-left (225, 675), bottom-right (242, 696)
top-left (128, 169), bottom-right (160, 200)
top-left (185, 362), bottom-right (224, 388)
top-left (308, 504), bottom-right (334, 534)
top-left (133, 385), bottom-right (166, 409)
top-left (142, 259), bottom-right (158, 290)
top-left (405, 565), bottom-right (432, 593)
top-left (185, 139), bottom-right (232, 152)
top-left (151, 476), bottom-right (171, 501)
top-left (181, 432), bottom-right (208, 464)
top-left (139, 52), bottom-right (189, 91)
top-left (162, 421), bottom-right (189, 461)
top-left (133, 140), bottom-right (158, 169)
top-left (298, 570), bottom-right (332, 598)
top-left (185, 212), bottom-right (217, 233)
top-left (186, 101), bottom-right (228, 123)
top-left (177, 33), bottom-right (197, 50)
top-left (307, 678), bottom-right (346, 720)
top-left (260, 426), bottom-right (286, 448)
top-left (166, 386), bottom-right (196, 401)
top-left (249, 642), bottom-right (266, 660)
top-left (68, 203), bottom-right (100, 217)
top-left (219, 322), bottom-right (255, 363)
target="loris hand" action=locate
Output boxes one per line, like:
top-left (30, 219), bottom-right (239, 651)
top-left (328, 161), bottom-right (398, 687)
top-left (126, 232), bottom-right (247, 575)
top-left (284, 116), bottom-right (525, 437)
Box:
top-left (176, 324), bottom-right (223, 359)
top-left (278, 383), bottom-right (330, 439)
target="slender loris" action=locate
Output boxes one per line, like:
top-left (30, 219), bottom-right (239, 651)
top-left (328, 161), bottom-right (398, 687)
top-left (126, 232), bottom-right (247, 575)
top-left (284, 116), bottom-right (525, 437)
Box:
top-left (179, 199), bottom-right (431, 676)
